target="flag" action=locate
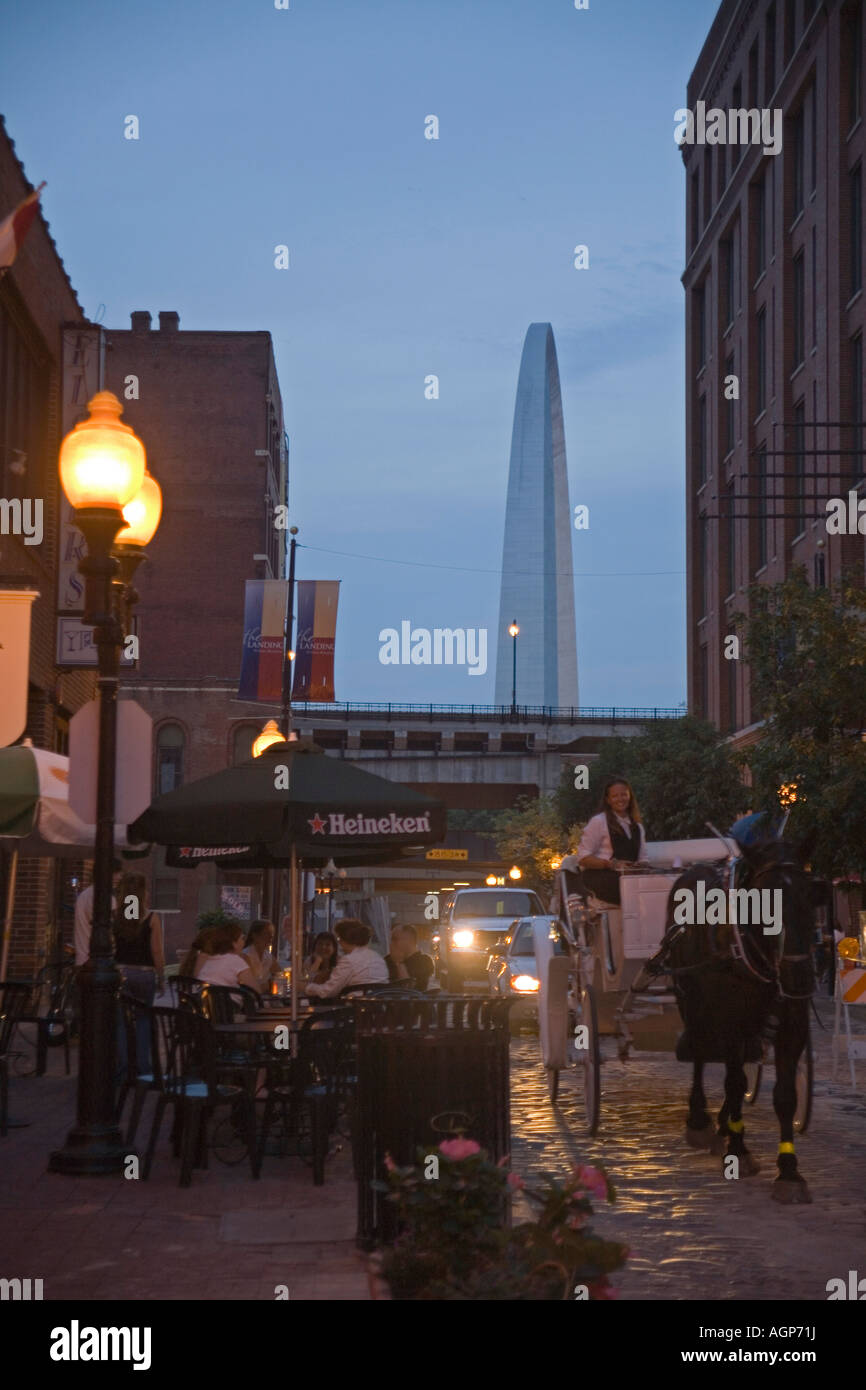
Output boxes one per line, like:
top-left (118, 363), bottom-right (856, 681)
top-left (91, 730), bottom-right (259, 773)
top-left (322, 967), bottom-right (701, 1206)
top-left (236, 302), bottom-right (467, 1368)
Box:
top-left (292, 581), bottom-right (339, 702)
top-left (0, 183), bottom-right (46, 270)
top-left (238, 580), bottom-right (289, 702)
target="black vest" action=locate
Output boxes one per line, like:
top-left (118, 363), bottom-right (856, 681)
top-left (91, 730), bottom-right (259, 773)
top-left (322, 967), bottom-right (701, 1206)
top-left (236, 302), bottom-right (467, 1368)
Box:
top-left (608, 817), bottom-right (641, 863)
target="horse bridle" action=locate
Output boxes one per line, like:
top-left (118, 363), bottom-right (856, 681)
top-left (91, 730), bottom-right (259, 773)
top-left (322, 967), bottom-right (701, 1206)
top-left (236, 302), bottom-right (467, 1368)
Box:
top-left (728, 860), bottom-right (814, 1000)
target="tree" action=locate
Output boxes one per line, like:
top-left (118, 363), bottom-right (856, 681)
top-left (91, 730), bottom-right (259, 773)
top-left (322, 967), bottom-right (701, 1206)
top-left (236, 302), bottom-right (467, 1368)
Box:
top-left (492, 796), bottom-right (581, 898)
top-left (736, 569), bottom-right (866, 883)
top-left (554, 716), bottom-right (746, 842)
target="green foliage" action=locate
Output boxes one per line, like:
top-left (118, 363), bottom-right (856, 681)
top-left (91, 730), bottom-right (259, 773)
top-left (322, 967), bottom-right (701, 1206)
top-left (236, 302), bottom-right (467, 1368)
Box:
top-left (554, 717), bottom-right (746, 842)
top-left (490, 796), bottom-right (581, 895)
top-left (445, 808), bottom-right (501, 835)
top-left (194, 909), bottom-right (241, 931)
top-left (376, 1143), bottom-right (627, 1301)
top-left (736, 570), bottom-right (866, 880)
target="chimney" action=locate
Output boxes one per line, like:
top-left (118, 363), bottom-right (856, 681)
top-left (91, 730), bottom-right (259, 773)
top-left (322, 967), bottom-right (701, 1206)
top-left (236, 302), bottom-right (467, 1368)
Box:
top-left (158, 311), bottom-right (180, 332)
top-left (130, 311), bottom-right (152, 332)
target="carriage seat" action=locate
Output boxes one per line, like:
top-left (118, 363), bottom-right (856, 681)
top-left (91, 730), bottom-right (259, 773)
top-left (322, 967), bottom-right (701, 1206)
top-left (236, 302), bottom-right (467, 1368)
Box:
top-left (561, 866), bottom-right (619, 914)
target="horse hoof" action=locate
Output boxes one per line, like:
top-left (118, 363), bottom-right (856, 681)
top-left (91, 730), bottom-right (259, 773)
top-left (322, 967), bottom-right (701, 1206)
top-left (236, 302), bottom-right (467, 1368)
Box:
top-left (772, 1177), bottom-right (812, 1205)
top-left (725, 1151), bottom-right (761, 1176)
top-left (686, 1126), bottom-right (714, 1150)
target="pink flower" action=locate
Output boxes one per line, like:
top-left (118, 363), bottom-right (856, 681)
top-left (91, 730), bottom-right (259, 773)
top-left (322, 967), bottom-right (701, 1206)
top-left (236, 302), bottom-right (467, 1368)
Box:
top-left (574, 1164), bottom-right (607, 1201)
top-left (587, 1278), bottom-right (618, 1300)
top-left (384, 1154), bottom-right (396, 1173)
top-left (439, 1138), bottom-right (481, 1161)
top-left (507, 1172), bottom-right (525, 1192)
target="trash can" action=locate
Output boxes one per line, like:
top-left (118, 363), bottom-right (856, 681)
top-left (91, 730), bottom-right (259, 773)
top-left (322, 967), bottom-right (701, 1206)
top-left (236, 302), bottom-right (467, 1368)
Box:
top-left (354, 996), bottom-right (512, 1248)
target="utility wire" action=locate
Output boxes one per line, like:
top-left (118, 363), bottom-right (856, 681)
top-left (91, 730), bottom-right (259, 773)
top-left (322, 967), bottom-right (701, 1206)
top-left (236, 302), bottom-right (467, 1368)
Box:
top-left (297, 542), bottom-right (684, 579)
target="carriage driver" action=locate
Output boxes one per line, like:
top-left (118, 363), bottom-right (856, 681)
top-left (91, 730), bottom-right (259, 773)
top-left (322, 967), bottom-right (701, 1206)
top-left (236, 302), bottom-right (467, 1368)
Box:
top-left (561, 775), bottom-right (649, 907)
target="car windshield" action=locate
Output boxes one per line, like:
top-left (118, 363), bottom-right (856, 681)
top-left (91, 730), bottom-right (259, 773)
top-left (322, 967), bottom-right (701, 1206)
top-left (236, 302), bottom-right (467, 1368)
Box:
top-left (511, 921), bottom-right (564, 955)
top-left (452, 891), bottom-right (542, 919)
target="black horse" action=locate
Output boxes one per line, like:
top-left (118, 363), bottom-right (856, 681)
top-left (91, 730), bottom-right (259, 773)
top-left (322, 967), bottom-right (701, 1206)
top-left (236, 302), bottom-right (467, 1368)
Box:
top-left (661, 819), bottom-right (815, 1204)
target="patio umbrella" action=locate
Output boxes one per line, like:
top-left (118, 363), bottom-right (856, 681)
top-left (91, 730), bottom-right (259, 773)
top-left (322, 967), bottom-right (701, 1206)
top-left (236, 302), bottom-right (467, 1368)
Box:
top-left (0, 742), bottom-right (141, 977)
top-left (128, 739), bottom-right (447, 1021)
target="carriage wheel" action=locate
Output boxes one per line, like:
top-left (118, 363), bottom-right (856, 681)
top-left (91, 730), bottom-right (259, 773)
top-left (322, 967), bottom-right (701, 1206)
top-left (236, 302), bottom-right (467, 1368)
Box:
top-left (744, 1062), bottom-right (762, 1104)
top-left (576, 984), bottom-right (600, 1136)
top-left (794, 1030), bottom-right (813, 1134)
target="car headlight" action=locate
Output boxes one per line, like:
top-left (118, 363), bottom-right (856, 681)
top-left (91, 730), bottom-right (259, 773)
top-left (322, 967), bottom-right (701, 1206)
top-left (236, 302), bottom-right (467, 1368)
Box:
top-left (452, 929), bottom-right (475, 950)
top-left (510, 974), bottom-right (539, 993)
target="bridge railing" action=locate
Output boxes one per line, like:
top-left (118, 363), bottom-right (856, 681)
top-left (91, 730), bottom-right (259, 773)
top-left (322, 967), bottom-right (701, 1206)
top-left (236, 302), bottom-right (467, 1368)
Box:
top-left (291, 702), bottom-right (684, 725)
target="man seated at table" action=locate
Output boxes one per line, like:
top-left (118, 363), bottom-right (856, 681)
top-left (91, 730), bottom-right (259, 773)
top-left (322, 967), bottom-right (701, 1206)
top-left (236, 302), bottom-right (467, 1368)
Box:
top-left (304, 919), bottom-right (389, 999)
top-left (385, 925), bottom-right (433, 991)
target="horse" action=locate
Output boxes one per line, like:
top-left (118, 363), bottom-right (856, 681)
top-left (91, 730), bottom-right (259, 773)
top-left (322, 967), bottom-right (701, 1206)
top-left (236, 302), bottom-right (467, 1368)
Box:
top-left (661, 828), bottom-right (815, 1204)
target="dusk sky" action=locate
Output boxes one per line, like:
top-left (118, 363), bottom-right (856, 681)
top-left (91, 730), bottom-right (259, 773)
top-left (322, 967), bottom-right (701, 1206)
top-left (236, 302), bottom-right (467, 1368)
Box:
top-left (1, 0), bottom-right (721, 708)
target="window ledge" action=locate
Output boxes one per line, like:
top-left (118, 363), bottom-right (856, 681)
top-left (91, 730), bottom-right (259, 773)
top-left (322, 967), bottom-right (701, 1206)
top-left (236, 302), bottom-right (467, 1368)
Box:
top-left (789, 359), bottom-right (806, 383)
top-left (845, 288), bottom-right (863, 313)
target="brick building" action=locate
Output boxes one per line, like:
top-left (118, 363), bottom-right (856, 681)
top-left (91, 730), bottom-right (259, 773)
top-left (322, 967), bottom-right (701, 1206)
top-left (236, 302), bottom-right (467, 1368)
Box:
top-left (103, 313), bottom-right (288, 962)
top-left (0, 116), bottom-right (96, 975)
top-left (683, 0), bottom-right (865, 747)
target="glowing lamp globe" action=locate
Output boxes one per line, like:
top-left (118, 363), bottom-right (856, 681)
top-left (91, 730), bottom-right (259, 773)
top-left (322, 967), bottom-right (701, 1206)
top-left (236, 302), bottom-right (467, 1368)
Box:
top-left (508, 865), bottom-right (522, 881)
top-left (485, 874), bottom-right (497, 886)
top-left (252, 720), bottom-right (287, 758)
top-left (837, 936), bottom-right (860, 961)
top-left (116, 472), bottom-right (163, 547)
top-left (59, 392), bottom-right (146, 511)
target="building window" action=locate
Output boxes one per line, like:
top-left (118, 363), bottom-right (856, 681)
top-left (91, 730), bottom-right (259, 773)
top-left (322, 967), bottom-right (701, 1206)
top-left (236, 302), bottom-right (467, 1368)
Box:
top-left (793, 251), bottom-right (805, 367)
top-left (753, 173), bottom-right (767, 277)
top-left (698, 394), bottom-right (708, 484)
top-left (698, 513), bottom-right (710, 618)
top-left (792, 399), bottom-right (806, 536)
top-left (722, 239), bottom-right (735, 329)
top-left (749, 40), bottom-right (759, 109)
top-left (792, 106), bottom-right (805, 217)
top-left (809, 85), bottom-right (817, 195)
top-left (156, 724), bottom-right (184, 795)
top-left (690, 172), bottom-right (700, 252)
top-left (852, 333), bottom-right (864, 485)
top-left (725, 354), bottom-right (736, 454)
top-left (804, 0), bottom-right (815, 21)
top-left (232, 724), bottom-right (258, 765)
top-left (814, 549), bottom-right (826, 587)
top-left (699, 645), bottom-right (710, 720)
top-left (784, 0), bottom-right (796, 65)
top-left (846, 2), bottom-right (863, 131)
top-left (703, 147), bottom-right (713, 227)
top-left (732, 79), bottom-right (743, 168)
top-left (811, 225), bottom-right (817, 348)
top-left (850, 164), bottom-right (862, 299)
top-left (765, 5), bottom-right (777, 100)
top-left (756, 306), bottom-right (767, 413)
top-left (695, 285), bottom-right (707, 370)
top-left (0, 301), bottom-right (49, 503)
top-left (756, 445), bottom-right (769, 570)
top-left (726, 481), bottom-right (737, 596)
top-left (153, 877), bottom-right (181, 911)
top-left (726, 643), bottom-right (738, 734)
top-left (54, 714), bottom-right (70, 757)
top-left (717, 141), bottom-right (727, 201)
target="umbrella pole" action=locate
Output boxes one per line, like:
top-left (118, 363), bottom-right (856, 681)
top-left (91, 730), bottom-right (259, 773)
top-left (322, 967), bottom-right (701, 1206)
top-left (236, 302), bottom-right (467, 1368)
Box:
top-left (1, 847), bottom-right (19, 980)
top-left (290, 844), bottom-right (299, 1027)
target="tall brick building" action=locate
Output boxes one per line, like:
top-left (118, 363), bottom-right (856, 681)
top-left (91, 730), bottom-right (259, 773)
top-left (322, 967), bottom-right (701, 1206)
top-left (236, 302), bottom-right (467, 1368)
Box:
top-left (105, 314), bottom-right (288, 960)
top-left (0, 116), bottom-right (96, 975)
top-left (683, 0), bottom-right (865, 747)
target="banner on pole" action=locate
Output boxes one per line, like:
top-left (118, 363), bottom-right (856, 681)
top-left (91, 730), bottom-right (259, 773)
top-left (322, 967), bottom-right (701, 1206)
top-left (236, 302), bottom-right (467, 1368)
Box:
top-left (0, 590), bottom-right (38, 747)
top-left (291, 580), bottom-right (339, 702)
top-left (238, 579), bottom-right (289, 702)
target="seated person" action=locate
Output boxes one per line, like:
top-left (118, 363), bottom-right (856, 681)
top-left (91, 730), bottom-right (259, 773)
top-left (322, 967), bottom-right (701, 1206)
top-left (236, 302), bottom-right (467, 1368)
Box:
top-left (243, 919), bottom-right (280, 989)
top-left (561, 775), bottom-right (647, 907)
top-left (385, 925), bottom-right (433, 991)
top-left (305, 919), bottom-right (389, 998)
top-left (180, 922), bottom-right (262, 992)
top-left (304, 931), bottom-right (339, 986)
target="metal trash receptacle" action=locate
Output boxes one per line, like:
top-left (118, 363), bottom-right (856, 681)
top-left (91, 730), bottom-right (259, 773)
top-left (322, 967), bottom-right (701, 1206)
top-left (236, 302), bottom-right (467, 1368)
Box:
top-left (354, 996), bottom-right (511, 1248)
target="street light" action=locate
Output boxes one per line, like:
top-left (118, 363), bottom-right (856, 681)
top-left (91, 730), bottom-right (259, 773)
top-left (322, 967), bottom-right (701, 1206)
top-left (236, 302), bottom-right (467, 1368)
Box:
top-left (508, 620), bottom-right (519, 713)
top-left (509, 865), bottom-right (522, 881)
top-left (252, 719), bottom-right (287, 758)
top-left (50, 392), bottom-right (156, 1176)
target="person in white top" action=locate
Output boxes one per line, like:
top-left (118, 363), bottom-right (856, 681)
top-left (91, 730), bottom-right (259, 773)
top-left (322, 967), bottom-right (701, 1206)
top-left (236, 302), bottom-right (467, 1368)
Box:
top-left (73, 864), bottom-right (122, 966)
top-left (180, 922), bottom-right (262, 992)
top-left (561, 776), bottom-right (648, 907)
top-left (243, 920), bottom-right (280, 988)
top-left (305, 919), bottom-right (389, 999)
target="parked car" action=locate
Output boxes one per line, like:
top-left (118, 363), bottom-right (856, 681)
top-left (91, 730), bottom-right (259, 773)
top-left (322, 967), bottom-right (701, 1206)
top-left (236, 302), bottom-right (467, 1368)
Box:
top-left (487, 915), bottom-right (565, 1029)
top-left (434, 886), bottom-right (546, 992)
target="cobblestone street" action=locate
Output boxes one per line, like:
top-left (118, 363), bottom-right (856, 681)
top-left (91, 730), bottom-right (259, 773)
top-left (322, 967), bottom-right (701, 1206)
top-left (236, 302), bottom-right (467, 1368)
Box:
top-left (509, 996), bottom-right (866, 1301)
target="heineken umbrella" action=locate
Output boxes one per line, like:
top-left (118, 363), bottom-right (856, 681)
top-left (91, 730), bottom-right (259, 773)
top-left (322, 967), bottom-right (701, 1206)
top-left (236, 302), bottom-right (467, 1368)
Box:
top-left (129, 739), bottom-right (447, 869)
top-left (0, 742), bottom-right (141, 977)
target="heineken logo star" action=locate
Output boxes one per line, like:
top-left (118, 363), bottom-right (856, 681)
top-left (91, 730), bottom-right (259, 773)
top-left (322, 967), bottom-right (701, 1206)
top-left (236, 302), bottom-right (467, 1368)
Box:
top-left (308, 812), bottom-right (327, 834)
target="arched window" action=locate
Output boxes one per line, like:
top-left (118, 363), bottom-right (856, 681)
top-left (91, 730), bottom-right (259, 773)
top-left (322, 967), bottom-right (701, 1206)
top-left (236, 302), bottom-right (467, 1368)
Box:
top-left (232, 725), bottom-right (258, 765)
top-left (156, 724), bottom-right (184, 795)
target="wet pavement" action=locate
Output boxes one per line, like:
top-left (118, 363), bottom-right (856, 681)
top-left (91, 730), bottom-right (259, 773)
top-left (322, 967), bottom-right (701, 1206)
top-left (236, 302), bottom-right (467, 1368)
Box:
top-left (508, 996), bottom-right (866, 1301)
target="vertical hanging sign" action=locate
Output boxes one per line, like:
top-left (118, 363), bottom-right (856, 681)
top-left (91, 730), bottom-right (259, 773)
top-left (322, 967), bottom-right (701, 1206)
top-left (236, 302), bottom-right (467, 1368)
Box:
top-left (291, 580), bottom-right (339, 702)
top-left (238, 579), bottom-right (290, 701)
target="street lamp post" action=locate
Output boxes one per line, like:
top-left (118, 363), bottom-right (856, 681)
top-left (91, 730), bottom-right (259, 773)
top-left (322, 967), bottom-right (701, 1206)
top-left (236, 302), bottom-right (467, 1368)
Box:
top-left (50, 392), bottom-right (158, 1176)
top-left (508, 620), bottom-right (519, 714)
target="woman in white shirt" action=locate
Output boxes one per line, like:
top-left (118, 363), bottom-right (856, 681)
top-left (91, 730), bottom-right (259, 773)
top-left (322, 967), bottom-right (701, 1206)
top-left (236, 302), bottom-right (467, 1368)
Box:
top-left (243, 920), bottom-right (280, 989)
top-left (184, 922), bottom-right (262, 992)
top-left (305, 919), bottom-right (389, 999)
top-left (562, 776), bottom-right (647, 906)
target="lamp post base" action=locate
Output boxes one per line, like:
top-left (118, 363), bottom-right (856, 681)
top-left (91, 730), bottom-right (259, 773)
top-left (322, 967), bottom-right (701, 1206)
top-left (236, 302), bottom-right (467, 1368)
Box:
top-left (49, 1124), bottom-right (127, 1176)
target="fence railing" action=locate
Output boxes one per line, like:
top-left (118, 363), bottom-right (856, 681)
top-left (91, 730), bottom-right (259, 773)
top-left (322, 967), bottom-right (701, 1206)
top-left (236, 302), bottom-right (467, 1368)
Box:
top-left (291, 702), bottom-right (684, 725)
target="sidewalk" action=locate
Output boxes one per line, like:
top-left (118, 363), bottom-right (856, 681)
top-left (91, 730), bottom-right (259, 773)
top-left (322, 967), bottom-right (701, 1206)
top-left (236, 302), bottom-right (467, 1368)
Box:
top-left (0, 1058), bottom-right (371, 1302)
